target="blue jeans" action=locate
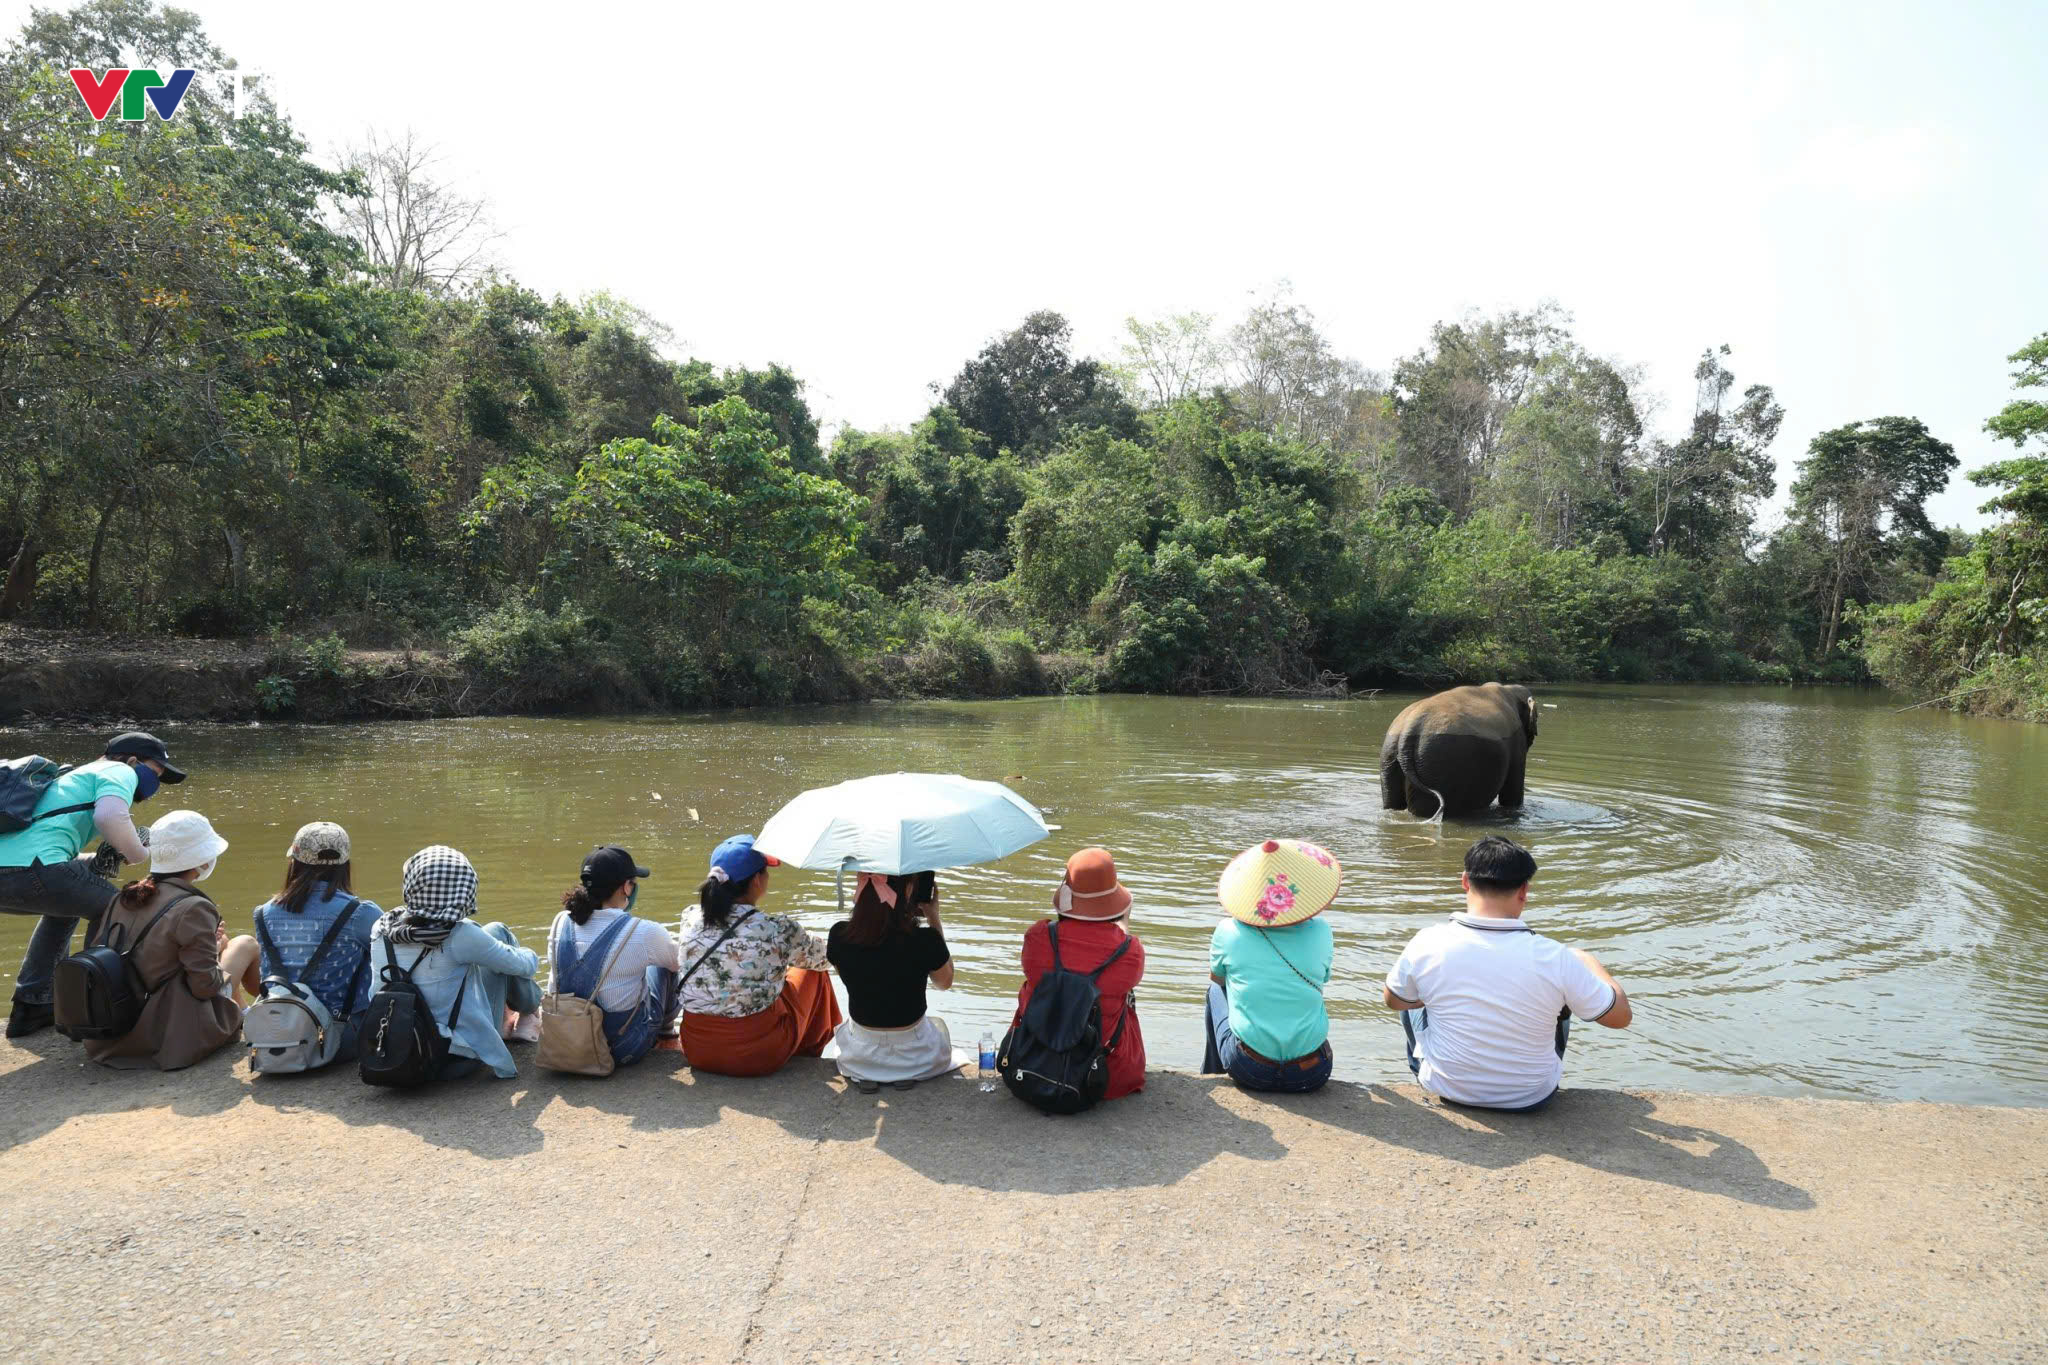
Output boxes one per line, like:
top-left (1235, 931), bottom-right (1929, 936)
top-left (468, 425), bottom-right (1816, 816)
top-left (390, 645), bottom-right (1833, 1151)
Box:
top-left (605, 966), bottom-right (680, 1068)
top-left (1401, 1005), bottom-right (1570, 1112)
top-left (0, 859), bottom-right (120, 1005)
top-left (1201, 981), bottom-right (1332, 1094)
top-left (481, 921), bottom-right (543, 1020)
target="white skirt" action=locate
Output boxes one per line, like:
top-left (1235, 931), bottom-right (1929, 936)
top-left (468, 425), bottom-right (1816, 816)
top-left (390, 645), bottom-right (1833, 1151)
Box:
top-left (833, 1015), bottom-right (967, 1083)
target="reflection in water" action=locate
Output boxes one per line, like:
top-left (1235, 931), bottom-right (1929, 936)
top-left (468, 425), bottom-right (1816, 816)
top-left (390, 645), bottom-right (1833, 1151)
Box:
top-left (3, 687), bottom-right (2044, 1104)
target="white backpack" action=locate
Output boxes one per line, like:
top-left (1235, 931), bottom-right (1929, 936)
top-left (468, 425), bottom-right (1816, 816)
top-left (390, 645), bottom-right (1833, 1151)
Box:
top-left (244, 899), bottom-right (364, 1074)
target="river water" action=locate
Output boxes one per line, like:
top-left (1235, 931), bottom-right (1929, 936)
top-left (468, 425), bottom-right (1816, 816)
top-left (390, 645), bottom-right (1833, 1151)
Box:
top-left (4, 688), bottom-right (2044, 1104)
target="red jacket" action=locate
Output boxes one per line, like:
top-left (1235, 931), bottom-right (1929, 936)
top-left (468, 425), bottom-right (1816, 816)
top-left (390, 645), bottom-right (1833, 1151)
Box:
top-left (1014, 916), bottom-right (1147, 1099)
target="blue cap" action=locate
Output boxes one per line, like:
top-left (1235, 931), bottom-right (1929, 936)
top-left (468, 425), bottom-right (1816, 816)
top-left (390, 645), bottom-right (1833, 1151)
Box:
top-left (708, 834), bottom-right (778, 887)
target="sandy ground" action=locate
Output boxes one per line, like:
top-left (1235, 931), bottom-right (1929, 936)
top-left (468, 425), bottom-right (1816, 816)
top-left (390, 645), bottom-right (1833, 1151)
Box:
top-left (0, 1035), bottom-right (2040, 1365)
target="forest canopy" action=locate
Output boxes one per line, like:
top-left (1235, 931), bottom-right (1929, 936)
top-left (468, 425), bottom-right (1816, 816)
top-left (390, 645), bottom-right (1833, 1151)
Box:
top-left (4, 1), bottom-right (2039, 720)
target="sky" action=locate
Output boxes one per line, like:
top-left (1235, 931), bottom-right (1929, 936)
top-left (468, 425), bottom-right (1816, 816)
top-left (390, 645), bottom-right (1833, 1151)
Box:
top-left (26, 0), bottom-right (2047, 529)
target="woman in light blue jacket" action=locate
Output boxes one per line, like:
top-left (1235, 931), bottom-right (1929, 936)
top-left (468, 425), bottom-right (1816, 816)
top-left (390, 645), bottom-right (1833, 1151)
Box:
top-left (368, 844), bottom-right (540, 1080)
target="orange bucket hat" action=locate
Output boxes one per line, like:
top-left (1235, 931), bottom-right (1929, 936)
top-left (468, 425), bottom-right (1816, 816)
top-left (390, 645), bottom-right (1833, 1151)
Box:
top-left (1052, 847), bottom-right (1133, 921)
top-left (1218, 838), bottom-right (1342, 927)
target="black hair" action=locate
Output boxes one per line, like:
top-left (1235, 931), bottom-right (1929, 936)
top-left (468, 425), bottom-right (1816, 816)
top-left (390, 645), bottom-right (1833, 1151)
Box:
top-left (1464, 835), bottom-right (1537, 892)
top-left (697, 870), bottom-right (762, 930)
top-left (278, 858), bottom-right (352, 914)
top-left (563, 885), bottom-right (599, 926)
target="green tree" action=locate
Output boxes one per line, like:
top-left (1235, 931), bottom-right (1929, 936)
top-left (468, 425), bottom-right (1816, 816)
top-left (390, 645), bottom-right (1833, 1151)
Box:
top-left (1644, 346), bottom-right (1784, 559)
top-left (1790, 416), bottom-right (1957, 657)
top-left (555, 397), bottom-right (859, 644)
top-left (941, 311), bottom-right (1136, 460)
top-left (1862, 333), bottom-right (2048, 715)
top-left (831, 407), bottom-right (1024, 587)
top-left (1, 0), bottom-right (362, 622)
top-left (1390, 306), bottom-right (1574, 517)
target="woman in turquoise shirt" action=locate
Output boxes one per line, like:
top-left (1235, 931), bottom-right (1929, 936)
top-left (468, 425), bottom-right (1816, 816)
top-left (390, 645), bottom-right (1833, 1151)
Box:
top-left (1202, 838), bottom-right (1342, 1094)
top-left (1, 731), bottom-right (185, 1038)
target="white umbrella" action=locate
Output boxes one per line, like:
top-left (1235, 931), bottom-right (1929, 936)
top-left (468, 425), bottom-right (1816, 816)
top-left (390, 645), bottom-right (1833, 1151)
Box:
top-left (755, 772), bottom-right (1053, 876)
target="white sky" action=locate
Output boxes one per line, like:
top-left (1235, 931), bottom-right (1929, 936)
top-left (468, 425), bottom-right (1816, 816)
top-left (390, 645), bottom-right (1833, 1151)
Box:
top-left (27, 0), bottom-right (2047, 529)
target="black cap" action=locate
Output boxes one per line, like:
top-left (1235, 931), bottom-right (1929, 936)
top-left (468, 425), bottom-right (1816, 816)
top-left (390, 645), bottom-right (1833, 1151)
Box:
top-left (105, 731), bottom-right (186, 784)
top-left (580, 845), bottom-right (651, 900)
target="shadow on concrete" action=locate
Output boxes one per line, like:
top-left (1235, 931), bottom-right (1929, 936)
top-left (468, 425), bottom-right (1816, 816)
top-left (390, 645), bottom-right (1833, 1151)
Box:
top-left (830, 1066), bottom-right (1290, 1192)
top-left (0, 1033), bottom-right (245, 1150)
top-left (1, 1031), bottom-right (1812, 1209)
top-left (1313, 1082), bottom-right (1817, 1211)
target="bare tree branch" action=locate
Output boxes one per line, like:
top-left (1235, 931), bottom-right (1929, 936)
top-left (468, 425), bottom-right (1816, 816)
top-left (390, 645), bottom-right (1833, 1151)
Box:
top-left (332, 129), bottom-right (498, 293)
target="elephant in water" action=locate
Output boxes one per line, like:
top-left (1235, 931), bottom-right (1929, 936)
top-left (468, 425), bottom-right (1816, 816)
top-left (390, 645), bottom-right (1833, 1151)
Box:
top-left (1380, 683), bottom-right (1538, 819)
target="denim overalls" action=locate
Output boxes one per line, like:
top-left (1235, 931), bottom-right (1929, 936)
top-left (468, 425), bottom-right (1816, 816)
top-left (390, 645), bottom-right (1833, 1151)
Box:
top-left (551, 914), bottom-right (676, 1068)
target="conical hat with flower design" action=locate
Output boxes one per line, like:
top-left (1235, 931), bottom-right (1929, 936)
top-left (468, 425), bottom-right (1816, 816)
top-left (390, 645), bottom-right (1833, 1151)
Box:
top-left (1218, 838), bottom-right (1342, 927)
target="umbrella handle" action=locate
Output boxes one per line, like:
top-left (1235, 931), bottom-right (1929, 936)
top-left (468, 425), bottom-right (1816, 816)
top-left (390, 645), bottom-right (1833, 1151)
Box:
top-left (836, 858), bottom-right (853, 916)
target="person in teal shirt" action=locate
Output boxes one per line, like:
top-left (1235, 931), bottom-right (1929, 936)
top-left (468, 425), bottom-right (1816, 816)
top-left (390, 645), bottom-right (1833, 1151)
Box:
top-left (1201, 838), bottom-right (1342, 1094)
top-left (0, 732), bottom-right (186, 1037)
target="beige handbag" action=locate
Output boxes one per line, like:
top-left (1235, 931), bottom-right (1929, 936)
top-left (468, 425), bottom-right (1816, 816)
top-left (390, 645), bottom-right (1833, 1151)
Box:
top-left (536, 916), bottom-right (637, 1077)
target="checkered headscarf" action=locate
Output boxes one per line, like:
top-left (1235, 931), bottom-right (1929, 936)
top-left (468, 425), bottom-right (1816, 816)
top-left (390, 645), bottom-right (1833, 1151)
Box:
top-left (383, 844), bottom-right (478, 945)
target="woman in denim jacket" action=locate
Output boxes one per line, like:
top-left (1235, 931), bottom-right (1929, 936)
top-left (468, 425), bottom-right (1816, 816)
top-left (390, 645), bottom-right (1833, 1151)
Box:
top-left (251, 822), bottom-right (381, 1061)
top-left (368, 845), bottom-right (541, 1080)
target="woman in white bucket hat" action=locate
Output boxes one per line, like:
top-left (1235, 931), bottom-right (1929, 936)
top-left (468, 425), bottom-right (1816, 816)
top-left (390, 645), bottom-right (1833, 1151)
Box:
top-left (83, 810), bottom-right (261, 1071)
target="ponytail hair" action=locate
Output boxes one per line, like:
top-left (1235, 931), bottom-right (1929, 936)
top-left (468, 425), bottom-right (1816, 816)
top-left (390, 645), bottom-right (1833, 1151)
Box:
top-left (117, 870), bottom-right (201, 910)
top-left (562, 885), bottom-right (599, 926)
top-left (698, 872), bottom-right (756, 929)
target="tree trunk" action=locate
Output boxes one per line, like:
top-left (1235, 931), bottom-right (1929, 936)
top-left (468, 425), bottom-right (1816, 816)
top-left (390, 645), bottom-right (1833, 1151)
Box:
top-left (1821, 548), bottom-right (1852, 657)
top-left (225, 527), bottom-right (247, 594)
top-left (84, 486), bottom-right (126, 628)
top-left (0, 534), bottom-right (38, 619)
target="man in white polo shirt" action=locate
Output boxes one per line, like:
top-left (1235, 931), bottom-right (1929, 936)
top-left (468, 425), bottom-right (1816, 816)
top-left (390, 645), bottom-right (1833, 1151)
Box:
top-left (1384, 836), bottom-right (1631, 1111)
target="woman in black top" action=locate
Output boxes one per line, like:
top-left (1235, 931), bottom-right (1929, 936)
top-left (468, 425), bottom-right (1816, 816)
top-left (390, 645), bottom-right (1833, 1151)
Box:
top-left (826, 871), bottom-right (957, 1092)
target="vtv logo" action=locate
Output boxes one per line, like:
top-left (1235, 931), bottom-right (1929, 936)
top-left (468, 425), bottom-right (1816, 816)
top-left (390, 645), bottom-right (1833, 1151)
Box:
top-left (68, 68), bottom-right (197, 121)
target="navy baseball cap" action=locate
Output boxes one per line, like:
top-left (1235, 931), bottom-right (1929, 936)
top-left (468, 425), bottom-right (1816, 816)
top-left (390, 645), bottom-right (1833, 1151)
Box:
top-left (105, 731), bottom-right (186, 783)
top-left (581, 845), bottom-right (651, 901)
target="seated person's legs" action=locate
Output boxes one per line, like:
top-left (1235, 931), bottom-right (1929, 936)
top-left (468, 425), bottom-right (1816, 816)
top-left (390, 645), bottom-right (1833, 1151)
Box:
top-left (1401, 1005), bottom-right (1427, 1077)
top-left (480, 921), bottom-right (542, 1020)
top-left (1201, 980), bottom-right (1240, 1075)
top-left (219, 933), bottom-right (262, 1005)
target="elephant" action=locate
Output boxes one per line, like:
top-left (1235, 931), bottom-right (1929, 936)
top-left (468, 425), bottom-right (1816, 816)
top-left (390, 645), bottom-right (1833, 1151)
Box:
top-left (1380, 683), bottom-right (1538, 819)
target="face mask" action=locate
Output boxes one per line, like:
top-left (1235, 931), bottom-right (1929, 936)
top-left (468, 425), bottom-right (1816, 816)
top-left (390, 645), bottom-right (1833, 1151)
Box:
top-left (191, 858), bottom-right (217, 883)
top-left (130, 763), bottom-right (161, 803)
top-left (624, 883), bottom-right (639, 913)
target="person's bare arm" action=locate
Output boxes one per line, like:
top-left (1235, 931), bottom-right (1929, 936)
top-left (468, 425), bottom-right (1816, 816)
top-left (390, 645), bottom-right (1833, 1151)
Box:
top-left (1573, 948), bottom-right (1633, 1029)
top-left (1383, 984), bottom-right (1422, 1011)
top-left (921, 893), bottom-right (954, 989)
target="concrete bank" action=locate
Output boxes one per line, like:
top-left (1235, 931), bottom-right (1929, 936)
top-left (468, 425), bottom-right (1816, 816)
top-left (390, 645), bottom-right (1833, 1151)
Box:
top-left (0, 1036), bottom-right (2040, 1365)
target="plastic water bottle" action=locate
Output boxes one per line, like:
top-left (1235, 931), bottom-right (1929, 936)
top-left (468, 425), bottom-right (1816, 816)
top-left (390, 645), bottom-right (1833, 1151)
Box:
top-left (978, 1030), bottom-right (998, 1091)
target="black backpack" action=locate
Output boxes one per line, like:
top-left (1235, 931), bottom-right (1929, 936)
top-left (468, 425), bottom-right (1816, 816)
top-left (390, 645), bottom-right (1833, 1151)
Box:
top-left (358, 938), bottom-right (468, 1089)
top-left (53, 893), bottom-right (195, 1041)
top-left (997, 921), bottom-right (1133, 1116)
top-left (0, 755), bottom-right (88, 834)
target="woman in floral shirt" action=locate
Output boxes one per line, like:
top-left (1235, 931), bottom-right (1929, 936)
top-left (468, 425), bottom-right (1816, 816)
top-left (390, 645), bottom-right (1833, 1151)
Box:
top-left (675, 834), bottom-right (842, 1076)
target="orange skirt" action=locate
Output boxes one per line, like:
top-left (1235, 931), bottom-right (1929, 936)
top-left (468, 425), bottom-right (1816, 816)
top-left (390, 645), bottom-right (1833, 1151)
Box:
top-left (680, 968), bottom-right (843, 1077)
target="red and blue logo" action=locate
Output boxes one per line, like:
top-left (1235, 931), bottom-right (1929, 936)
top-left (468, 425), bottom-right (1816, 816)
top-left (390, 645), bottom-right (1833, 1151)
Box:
top-left (68, 67), bottom-right (196, 121)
